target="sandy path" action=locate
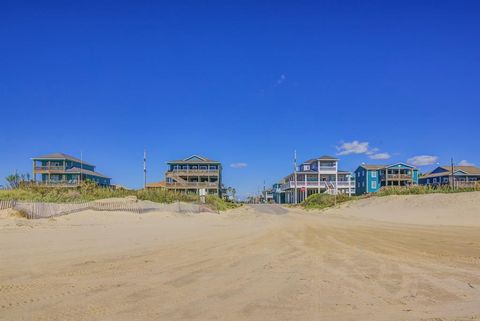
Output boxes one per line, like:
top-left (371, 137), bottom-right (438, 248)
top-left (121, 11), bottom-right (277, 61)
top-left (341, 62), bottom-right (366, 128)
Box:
top-left (1, 200), bottom-right (480, 321)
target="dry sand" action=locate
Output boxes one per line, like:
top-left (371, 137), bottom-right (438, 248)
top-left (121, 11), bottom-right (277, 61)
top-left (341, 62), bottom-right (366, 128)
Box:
top-left (1, 193), bottom-right (480, 321)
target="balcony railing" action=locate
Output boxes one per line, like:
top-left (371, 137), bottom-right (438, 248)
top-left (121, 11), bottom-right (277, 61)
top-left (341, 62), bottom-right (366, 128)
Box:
top-left (166, 182), bottom-right (219, 188)
top-left (385, 174), bottom-right (413, 180)
top-left (33, 180), bottom-right (79, 187)
top-left (167, 169), bottom-right (220, 175)
top-left (318, 166), bottom-right (337, 171)
top-left (281, 181), bottom-right (354, 190)
top-left (34, 166), bottom-right (65, 171)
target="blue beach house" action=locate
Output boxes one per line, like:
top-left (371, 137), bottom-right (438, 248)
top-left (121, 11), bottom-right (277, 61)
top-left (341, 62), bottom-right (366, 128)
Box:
top-left (354, 163), bottom-right (419, 195)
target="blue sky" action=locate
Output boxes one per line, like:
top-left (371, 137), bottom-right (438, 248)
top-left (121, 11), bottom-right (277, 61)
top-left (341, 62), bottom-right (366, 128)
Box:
top-left (1, 1), bottom-right (479, 197)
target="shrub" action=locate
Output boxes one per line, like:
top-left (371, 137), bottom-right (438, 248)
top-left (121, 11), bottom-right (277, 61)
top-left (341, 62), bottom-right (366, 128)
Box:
top-left (376, 184), bottom-right (480, 196)
top-left (301, 193), bottom-right (353, 210)
top-left (205, 195), bottom-right (240, 211)
top-left (0, 183), bottom-right (199, 204)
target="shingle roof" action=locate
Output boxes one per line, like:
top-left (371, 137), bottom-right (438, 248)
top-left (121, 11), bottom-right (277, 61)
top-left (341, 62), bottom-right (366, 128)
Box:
top-left (421, 166), bottom-right (480, 179)
top-left (318, 155), bottom-right (338, 160)
top-left (146, 181), bottom-right (167, 188)
top-left (168, 155), bottom-right (220, 164)
top-left (358, 162), bottom-right (417, 170)
top-left (359, 164), bottom-right (388, 170)
top-left (302, 155), bottom-right (338, 164)
top-left (65, 167), bottom-right (110, 179)
top-left (32, 153), bottom-right (94, 167)
top-left (440, 166), bottom-right (480, 175)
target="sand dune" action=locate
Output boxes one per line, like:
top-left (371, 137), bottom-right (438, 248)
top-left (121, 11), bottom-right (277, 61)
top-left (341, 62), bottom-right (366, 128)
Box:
top-left (1, 193), bottom-right (480, 321)
top-left (329, 191), bottom-right (480, 226)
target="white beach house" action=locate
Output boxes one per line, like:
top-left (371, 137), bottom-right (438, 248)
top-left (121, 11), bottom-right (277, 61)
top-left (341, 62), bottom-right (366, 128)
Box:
top-left (280, 155), bottom-right (355, 204)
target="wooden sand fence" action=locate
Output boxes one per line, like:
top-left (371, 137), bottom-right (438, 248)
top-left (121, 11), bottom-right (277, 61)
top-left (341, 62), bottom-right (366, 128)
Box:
top-left (9, 200), bottom-right (162, 219)
top-left (2, 199), bottom-right (212, 219)
top-left (0, 200), bottom-right (17, 210)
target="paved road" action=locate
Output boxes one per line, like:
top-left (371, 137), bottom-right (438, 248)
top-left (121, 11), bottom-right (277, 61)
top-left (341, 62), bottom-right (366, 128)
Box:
top-left (245, 204), bottom-right (289, 215)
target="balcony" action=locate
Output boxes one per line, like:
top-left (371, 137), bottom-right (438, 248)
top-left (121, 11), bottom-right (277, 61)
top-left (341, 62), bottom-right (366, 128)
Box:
top-left (167, 169), bottom-right (220, 176)
top-left (33, 180), bottom-right (79, 187)
top-left (34, 166), bottom-right (65, 172)
top-left (281, 180), bottom-right (354, 190)
top-left (384, 174), bottom-right (413, 180)
top-left (318, 166), bottom-right (337, 171)
top-left (165, 182), bottom-right (219, 188)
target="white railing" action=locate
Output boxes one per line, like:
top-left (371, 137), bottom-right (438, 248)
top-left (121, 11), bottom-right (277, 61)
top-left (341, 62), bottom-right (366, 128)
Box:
top-left (34, 166), bottom-right (65, 171)
top-left (166, 182), bottom-right (219, 188)
top-left (168, 169), bottom-right (219, 174)
top-left (281, 181), bottom-right (354, 190)
top-left (318, 166), bottom-right (337, 171)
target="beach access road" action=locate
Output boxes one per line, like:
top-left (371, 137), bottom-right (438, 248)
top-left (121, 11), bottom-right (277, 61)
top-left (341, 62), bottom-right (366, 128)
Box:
top-left (1, 192), bottom-right (480, 321)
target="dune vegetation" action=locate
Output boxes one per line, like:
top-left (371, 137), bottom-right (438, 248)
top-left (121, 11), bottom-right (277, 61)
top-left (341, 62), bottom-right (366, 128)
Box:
top-left (0, 181), bottom-right (239, 211)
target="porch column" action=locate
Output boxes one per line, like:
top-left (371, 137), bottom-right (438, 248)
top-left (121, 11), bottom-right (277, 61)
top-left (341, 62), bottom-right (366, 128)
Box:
top-left (335, 160), bottom-right (338, 195)
top-left (304, 174), bottom-right (307, 200)
top-left (317, 160), bottom-right (321, 194)
top-left (32, 160), bottom-right (36, 182)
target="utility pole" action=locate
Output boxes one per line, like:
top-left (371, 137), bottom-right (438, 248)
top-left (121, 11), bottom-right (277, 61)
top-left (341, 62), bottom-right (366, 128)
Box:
top-left (143, 149), bottom-right (147, 189)
top-left (294, 150), bottom-right (298, 204)
top-left (80, 151), bottom-right (83, 184)
top-left (451, 158), bottom-right (455, 190)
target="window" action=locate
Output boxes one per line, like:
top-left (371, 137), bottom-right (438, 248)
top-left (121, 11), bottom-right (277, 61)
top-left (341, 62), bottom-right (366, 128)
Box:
top-left (362, 182), bottom-right (365, 187)
top-left (362, 171), bottom-right (365, 177)
top-left (372, 181), bottom-right (377, 189)
top-left (433, 178), bottom-right (437, 183)
top-left (357, 172), bottom-right (361, 178)
top-left (371, 171), bottom-right (377, 178)
top-left (304, 165), bottom-right (310, 171)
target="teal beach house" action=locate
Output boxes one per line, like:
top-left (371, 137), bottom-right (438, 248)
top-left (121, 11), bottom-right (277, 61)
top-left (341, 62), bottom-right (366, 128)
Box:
top-left (32, 153), bottom-right (111, 187)
top-left (354, 163), bottom-right (419, 195)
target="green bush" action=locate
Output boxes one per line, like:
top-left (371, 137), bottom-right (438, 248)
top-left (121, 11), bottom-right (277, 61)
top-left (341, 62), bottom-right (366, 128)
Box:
top-left (301, 193), bottom-right (353, 210)
top-left (205, 195), bottom-right (240, 211)
top-left (0, 181), bottom-right (199, 204)
top-left (376, 184), bottom-right (480, 196)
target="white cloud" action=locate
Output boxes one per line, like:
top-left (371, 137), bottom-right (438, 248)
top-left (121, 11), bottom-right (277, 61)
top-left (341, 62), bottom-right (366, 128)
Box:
top-left (336, 140), bottom-right (370, 155)
top-left (369, 152), bottom-right (391, 160)
top-left (407, 155), bottom-right (439, 166)
top-left (274, 74), bottom-right (286, 87)
top-left (458, 160), bottom-right (474, 166)
top-left (230, 163), bottom-right (248, 169)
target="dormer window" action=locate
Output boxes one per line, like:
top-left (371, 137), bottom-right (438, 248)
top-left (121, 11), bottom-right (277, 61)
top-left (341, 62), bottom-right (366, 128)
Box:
top-left (304, 165), bottom-right (310, 171)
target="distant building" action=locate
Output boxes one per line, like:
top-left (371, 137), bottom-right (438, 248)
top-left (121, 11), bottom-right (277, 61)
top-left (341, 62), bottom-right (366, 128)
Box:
top-left (419, 165), bottom-right (480, 187)
top-left (354, 162), bottom-right (418, 195)
top-left (32, 153), bottom-right (111, 187)
top-left (261, 188), bottom-right (274, 203)
top-left (281, 155), bottom-right (355, 204)
top-left (165, 155), bottom-right (222, 196)
top-left (145, 181), bottom-right (167, 190)
top-left (272, 182), bottom-right (285, 204)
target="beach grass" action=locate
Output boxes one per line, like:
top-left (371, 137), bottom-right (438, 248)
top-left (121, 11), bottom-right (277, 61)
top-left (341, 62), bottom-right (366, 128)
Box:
top-left (0, 181), bottom-right (199, 204)
top-left (301, 193), bottom-right (355, 210)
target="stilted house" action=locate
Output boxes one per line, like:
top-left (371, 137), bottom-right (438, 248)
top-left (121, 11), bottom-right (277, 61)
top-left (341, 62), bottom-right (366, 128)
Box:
top-left (32, 153), bottom-right (111, 187)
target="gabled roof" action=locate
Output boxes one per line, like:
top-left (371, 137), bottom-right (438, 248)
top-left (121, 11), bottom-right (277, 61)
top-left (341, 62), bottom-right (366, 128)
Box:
top-left (168, 154), bottom-right (220, 164)
top-left (146, 181), bottom-right (167, 188)
top-left (358, 164), bottom-right (387, 170)
top-left (32, 153), bottom-right (94, 167)
top-left (357, 162), bottom-right (417, 171)
top-left (318, 155), bottom-right (338, 160)
top-left (302, 155), bottom-right (338, 164)
top-left (65, 167), bottom-right (110, 179)
top-left (440, 166), bottom-right (480, 175)
top-left (421, 165), bottom-right (480, 179)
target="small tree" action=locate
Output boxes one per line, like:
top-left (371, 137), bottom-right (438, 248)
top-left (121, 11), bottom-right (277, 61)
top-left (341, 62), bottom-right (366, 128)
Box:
top-left (5, 172), bottom-right (32, 189)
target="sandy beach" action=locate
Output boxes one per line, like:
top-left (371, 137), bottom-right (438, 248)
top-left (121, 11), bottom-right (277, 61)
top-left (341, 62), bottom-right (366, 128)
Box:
top-left (1, 193), bottom-right (480, 321)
